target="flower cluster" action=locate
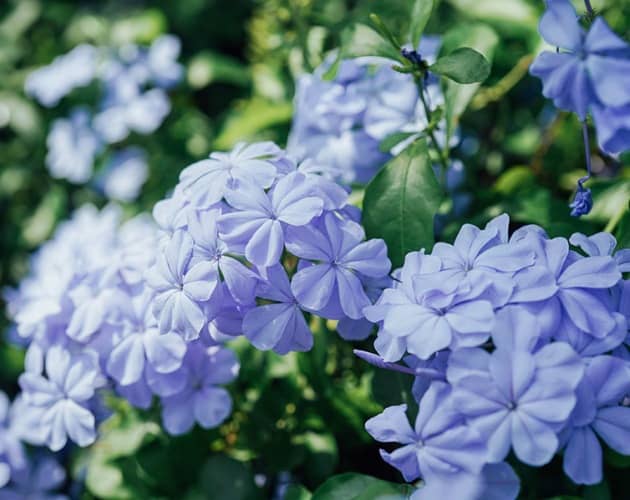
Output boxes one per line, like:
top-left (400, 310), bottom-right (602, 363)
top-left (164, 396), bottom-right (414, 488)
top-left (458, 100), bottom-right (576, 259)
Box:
top-left (530, 0), bottom-right (630, 155)
top-left (0, 390), bottom-right (67, 497)
top-left (4, 204), bottom-right (238, 462)
top-left (25, 35), bottom-right (182, 195)
top-left (147, 141), bottom-right (392, 352)
top-left (287, 37), bottom-right (453, 184)
top-left (363, 214), bottom-right (630, 498)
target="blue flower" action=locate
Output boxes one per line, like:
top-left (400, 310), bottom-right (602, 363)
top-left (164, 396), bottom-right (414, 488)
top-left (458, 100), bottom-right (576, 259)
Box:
top-left (530, 0), bottom-right (630, 120)
top-left (591, 103), bottom-right (630, 154)
top-left (159, 341), bottom-right (238, 436)
top-left (449, 340), bottom-right (584, 465)
top-left (0, 393), bottom-right (27, 488)
top-left (431, 214), bottom-right (534, 306)
top-left (286, 213), bottom-right (391, 320)
top-left (219, 172), bottom-right (324, 267)
top-left (145, 35), bottom-right (183, 88)
top-left (365, 382), bottom-right (486, 482)
top-left (25, 44), bottom-right (98, 107)
top-left (530, 0), bottom-right (630, 154)
top-left (242, 265), bottom-right (312, 354)
top-left (146, 230), bottom-right (219, 340)
top-left (410, 462), bottom-right (520, 500)
top-left (106, 289), bottom-right (186, 387)
top-left (178, 142), bottom-right (283, 208)
top-left (188, 208), bottom-right (259, 305)
top-left (0, 454), bottom-right (67, 500)
top-left (509, 229), bottom-right (621, 338)
top-left (93, 87), bottom-right (171, 144)
top-left (18, 346), bottom-right (103, 451)
top-left (97, 147), bottom-right (149, 202)
top-left (288, 37), bottom-right (449, 184)
top-left (46, 108), bottom-right (101, 184)
top-left (569, 184), bottom-right (593, 217)
top-left (560, 355), bottom-right (630, 485)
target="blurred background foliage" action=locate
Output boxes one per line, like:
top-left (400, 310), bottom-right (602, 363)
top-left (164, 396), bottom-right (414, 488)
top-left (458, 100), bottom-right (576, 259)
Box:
top-left (1, 0), bottom-right (629, 498)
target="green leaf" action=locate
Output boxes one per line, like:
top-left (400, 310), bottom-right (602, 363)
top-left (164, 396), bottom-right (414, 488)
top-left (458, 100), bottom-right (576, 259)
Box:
top-left (294, 431), bottom-right (339, 484)
top-left (604, 447), bottom-right (630, 468)
top-left (369, 14), bottom-right (401, 51)
top-left (363, 140), bottom-right (442, 269)
top-left (614, 208), bottom-right (630, 250)
top-left (340, 23), bottom-right (402, 62)
top-left (371, 367), bottom-right (414, 407)
top-left (83, 406), bottom-right (161, 499)
top-left (446, 0), bottom-right (538, 31)
top-left (110, 9), bottom-right (167, 44)
top-left (493, 166), bottom-right (536, 195)
top-left (198, 456), bottom-right (258, 500)
top-left (312, 473), bottom-right (413, 500)
top-left (583, 480), bottom-right (611, 500)
top-left (214, 97), bottom-right (292, 150)
top-left (440, 24), bottom-right (499, 143)
top-left (86, 459), bottom-right (135, 500)
top-left (379, 131), bottom-right (419, 153)
top-left (187, 51), bottom-right (250, 88)
top-left (285, 484), bottom-right (312, 500)
top-left (429, 47), bottom-right (490, 84)
top-left (409, 0), bottom-right (435, 47)
top-left (586, 179), bottom-right (630, 224)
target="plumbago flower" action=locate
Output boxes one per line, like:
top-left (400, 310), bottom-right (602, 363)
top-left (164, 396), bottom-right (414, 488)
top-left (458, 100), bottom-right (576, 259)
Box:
top-left (25, 35), bottom-right (182, 188)
top-left (559, 355), bottom-right (630, 485)
top-left (287, 36), bottom-right (454, 184)
top-left (46, 108), bottom-right (102, 184)
top-left (158, 340), bottom-right (239, 436)
top-left (4, 203), bottom-right (240, 450)
top-left (106, 289), bottom-right (186, 406)
top-left (0, 393), bottom-right (27, 488)
top-left (530, 0), bottom-right (630, 154)
top-left (0, 454), bottom-right (67, 500)
top-left (18, 346), bottom-right (104, 451)
top-left (147, 141), bottom-right (391, 354)
top-left (362, 214), bottom-right (629, 498)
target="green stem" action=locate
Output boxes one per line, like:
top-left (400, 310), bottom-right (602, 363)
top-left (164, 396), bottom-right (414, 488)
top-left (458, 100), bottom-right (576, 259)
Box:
top-left (415, 75), bottom-right (449, 189)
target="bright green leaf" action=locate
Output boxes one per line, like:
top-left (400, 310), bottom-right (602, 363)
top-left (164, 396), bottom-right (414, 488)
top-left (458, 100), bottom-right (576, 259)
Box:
top-left (340, 23), bottom-right (402, 62)
top-left (369, 14), bottom-right (400, 51)
top-left (285, 484), bottom-right (312, 500)
top-left (312, 473), bottom-right (413, 500)
top-left (615, 208), bottom-right (630, 250)
top-left (187, 51), bottom-right (250, 88)
top-left (110, 9), bottom-right (167, 45)
top-left (446, 0), bottom-right (538, 31)
top-left (363, 140), bottom-right (442, 269)
top-left (440, 24), bottom-right (499, 143)
top-left (214, 97), bottom-right (292, 150)
top-left (429, 47), bottom-right (490, 84)
top-left (409, 0), bottom-right (435, 48)
top-left (379, 131), bottom-right (419, 153)
top-left (86, 459), bottom-right (134, 500)
top-left (493, 166), bottom-right (536, 195)
top-left (586, 179), bottom-right (630, 224)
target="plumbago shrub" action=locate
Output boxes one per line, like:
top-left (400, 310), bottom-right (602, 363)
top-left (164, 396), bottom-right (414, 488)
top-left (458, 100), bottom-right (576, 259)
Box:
top-left (1, 0), bottom-right (630, 499)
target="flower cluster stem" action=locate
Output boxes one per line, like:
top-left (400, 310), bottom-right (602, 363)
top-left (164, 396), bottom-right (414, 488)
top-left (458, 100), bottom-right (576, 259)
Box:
top-left (580, 120), bottom-right (592, 188)
top-left (414, 75), bottom-right (449, 189)
top-left (584, 0), bottom-right (594, 14)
